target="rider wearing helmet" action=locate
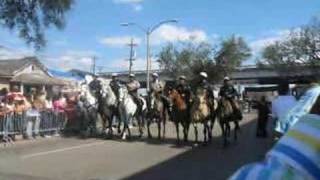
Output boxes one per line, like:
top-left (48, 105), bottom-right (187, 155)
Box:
top-left (109, 73), bottom-right (121, 100)
top-left (126, 73), bottom-right (142, 110)
top-left (175, 75), bottom-right (192, 104)
top-left (198, 72), bottom-right (214, 99)
top-left (150, 73), bottom-right (164, 94)
top-left (149, 72), bottom-right (169, 108)
top-left (195, 72), bottom-right (215, 113)
top-left (219, 76), bottom-right (242, 120)
top-left (89, 75), bottom-right (102, 98)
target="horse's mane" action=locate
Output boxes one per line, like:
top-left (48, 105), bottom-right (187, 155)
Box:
top-left (218, 98), bottom-right (233, 117)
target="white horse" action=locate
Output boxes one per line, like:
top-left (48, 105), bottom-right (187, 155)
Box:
top-left (98, 78), bottom-right (119, 137)
top-left (77, 75), bottom-right (100, 137)
top-left (118, 85), bottom-right (146, 140)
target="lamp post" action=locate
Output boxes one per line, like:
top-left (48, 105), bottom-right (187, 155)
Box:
top-left (121, 19), bottom-right (178, 91)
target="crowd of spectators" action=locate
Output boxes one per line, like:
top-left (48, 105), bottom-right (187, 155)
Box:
top-left (0, 86), bottom-right (78, 141)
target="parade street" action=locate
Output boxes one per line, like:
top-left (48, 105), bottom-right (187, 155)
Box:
top-left (0, 113), bottom-right (274, 180)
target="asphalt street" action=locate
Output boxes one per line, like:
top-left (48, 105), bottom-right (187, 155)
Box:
top-left (0, 112), bottom-right (274, 180)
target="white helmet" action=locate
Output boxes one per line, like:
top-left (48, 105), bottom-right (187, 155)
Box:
top-left (152, 73), bottom-right (159, 77)
top-left (199, 72), bottom-right (208, 78)
top-left (111, 73), bottom-right (118, 77)
top-left (129, 73), bottom-right (135, 77)
top-left (179, 75), bottom-right (186, 80)
top-left (224, 76), bottom-right (230, 81)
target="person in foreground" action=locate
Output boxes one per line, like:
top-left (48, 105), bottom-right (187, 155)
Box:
top-left (229, 95), bottom-right (320, 180)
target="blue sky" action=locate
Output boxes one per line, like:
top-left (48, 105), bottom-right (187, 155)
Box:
top-left (0, 0), bottom-right (319, 72)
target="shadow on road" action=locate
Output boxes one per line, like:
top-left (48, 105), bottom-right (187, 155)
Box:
top-left (121, 118), bottom-right (275, 180)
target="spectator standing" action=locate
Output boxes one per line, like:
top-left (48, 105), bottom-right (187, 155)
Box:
top-left (255, 96), bottom-right (270, 138)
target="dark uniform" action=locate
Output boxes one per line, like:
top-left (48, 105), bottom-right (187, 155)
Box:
top-left (176, 83), bottom-right (192, 105)
top-left (89, 78), bottom-right (102, 98)
top-left (109, 79), bottom-right (120, 99)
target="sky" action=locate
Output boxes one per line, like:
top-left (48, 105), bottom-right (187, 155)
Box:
top-left (0, 0), bottom-right (319, 72)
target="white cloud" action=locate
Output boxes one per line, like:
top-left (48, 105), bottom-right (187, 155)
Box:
top-left (133, 4), bottom-right (143, 11)
top-left (113, 0), bottom-right (144, 12)
top-left (151, 24), bottom-right (208, 45)
top-left (0, 46), bottom-right (34, 59)
top-left (99, 36), bottom-right (142, 47)
top-left (249, 29), bottom-right (291, 55)
top-left (43, 50), bottom-right (98, 71)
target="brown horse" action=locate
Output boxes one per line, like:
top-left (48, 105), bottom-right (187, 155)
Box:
top-left (168, 89), bottom-right (190, 143)
top-left (216, 97), bottom-right (241, 147)
top-left (190, 87), bottom-right (216, 145)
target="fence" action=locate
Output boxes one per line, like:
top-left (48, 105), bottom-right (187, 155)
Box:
top-left (0, 109), bottom-right (72, 146)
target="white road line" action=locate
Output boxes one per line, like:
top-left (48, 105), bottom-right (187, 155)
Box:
top-left (21, 141), bottom-right (107, 159)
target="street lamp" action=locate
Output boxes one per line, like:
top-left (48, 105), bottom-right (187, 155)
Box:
top-left (121, 19), bottom-right (178, 91)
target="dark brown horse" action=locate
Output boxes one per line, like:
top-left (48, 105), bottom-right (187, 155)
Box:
top-left (168, 89), bottom-right (190, 143)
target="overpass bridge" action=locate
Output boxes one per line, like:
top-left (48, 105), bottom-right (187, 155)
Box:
top-left (100, 66), bottom-right (320, 87)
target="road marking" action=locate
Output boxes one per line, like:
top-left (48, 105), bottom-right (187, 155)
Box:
top-left (21, 141), bottom-right (107, 159)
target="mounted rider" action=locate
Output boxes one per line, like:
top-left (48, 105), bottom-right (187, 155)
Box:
top-left (175, 75), bottom-right (192, 107)
top-left (88, 75), bottom-right (102, 98)
top-left (126, 73), bottom-right (143, 111)
top-left (219, 76), bottom-right (242, 120)
top-left (149, 73), bottom-right (168, 107)
top-left (109, 73), bottom-right (121, 102)
top-left (196, 72), bottom-right (215, 111)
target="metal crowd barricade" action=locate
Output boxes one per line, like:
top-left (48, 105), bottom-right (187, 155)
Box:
top-left (0, 108), bottom-right (69, 145)
top-left (39, 110), bottom-right (67, 136)
top-left (0, 111), bottom-right (16, 145)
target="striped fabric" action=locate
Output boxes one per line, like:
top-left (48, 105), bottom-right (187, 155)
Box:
top-left (230, 114), bottom-right (320, 180)
top-left (275, 86), bottom-right (320, 134)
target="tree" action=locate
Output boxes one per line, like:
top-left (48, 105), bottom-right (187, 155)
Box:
top-left (158, 42), bottom-right (215, 84)
top-left (0, 0), bottom-right (74, 49)
top-left (157, 35), bottom-right (251, 84)
top-left (214, 35), bottom-right (251, 76)
top-left (261, 17), bottom-right (320, 70)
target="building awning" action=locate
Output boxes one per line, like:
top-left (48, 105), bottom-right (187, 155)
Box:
top-left (11, 73), bottom-right (66, 85)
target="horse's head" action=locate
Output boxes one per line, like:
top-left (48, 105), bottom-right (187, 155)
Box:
top-left (118, 85), bottom-right (128, 103)
top-left (168, 89), bottom-right (187, 111)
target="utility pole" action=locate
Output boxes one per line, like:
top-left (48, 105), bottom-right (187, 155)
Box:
top-left (92, 56), bottom-right (96, 75)
top-left (127, 38), bottom-right (137, 75)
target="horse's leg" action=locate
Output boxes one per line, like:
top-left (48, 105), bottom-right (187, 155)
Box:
top-left (162, 112), bottom-right (166, 140)
top-left (226, 122), bottom-right (231, 137)
top-left (147, 115), bottom-right (152, 139)
top-left (209, 114), bottom-right (215, 141)
top-left (157, 117), bottom-right (161, 140)
top-left (193, 123), bottom-right (198, 144)
top-left (175, 121), bottom-right (180, 143)
top-left (234, 121), bottom-right (239, 142)
top-left (127, 116), bottom-right (132, 139)
top-left (183, 120), bottom-right (189, 143)
top-left (203, 122), bottom-right (208, 145)
top-left (137, 115), bottom-right (143, 138)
